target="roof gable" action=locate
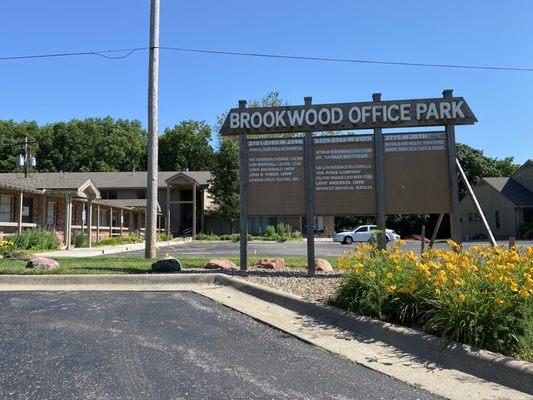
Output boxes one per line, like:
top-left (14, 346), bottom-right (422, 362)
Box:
top-left (481, 177), bottom-right (533, 207)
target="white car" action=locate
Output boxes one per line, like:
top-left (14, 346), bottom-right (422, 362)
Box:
top-left (333, 225), bottom-right (401, 245)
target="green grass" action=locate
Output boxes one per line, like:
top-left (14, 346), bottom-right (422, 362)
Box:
top-left (0, 256), bottom-right (338, 275)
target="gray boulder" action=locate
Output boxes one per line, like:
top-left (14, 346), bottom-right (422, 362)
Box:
top-left (152, 258), bottom-right (182, 273)
top-left (26, 257), bottom-right (60, 270)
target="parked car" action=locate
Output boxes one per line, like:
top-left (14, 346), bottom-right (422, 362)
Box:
top-left (333, 225), bottom-right (401, 244)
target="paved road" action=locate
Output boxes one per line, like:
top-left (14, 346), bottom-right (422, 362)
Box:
top-left (110, 239), bottom-right (533, 258)
top-left (0, 292), bottom-right (438, 400)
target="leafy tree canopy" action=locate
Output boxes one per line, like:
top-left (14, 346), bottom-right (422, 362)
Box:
top-left (158, 120), bottom-right (214, 171)
top-left (0, 117), bottom-right (147, 173)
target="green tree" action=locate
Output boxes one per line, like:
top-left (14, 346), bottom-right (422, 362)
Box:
top-left (159, 121), bottom-right (214, 171)
top-left (35, 117), bottom-right (147, 172)
top-left (210, 92), bottom-right (288, 225)
top-left (0, 120), bottom-right (40, 173)
top-left (209, 138), bottom-right (240, 228)
top-left (456, 143), bottom-right (519, 199)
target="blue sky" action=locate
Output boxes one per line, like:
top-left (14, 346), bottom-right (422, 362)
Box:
top-left (1, 1), bottom-right (531, 163)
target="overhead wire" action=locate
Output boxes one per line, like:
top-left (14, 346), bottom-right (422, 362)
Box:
top-left (0, 46), bottom-right (532, 72)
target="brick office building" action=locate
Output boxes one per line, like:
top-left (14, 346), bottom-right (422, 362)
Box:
top-left (0, 170), bottom-right (334, 248)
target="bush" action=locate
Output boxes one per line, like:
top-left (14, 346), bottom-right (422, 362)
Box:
top-left (157, 232), bottom-right (174, 241)
top-left (11, 229), bottom-right (60, 251)
top-left (265, 225), bottom-right (276, 237)
top-left (0, 239), bottom-right (14, 254)
top-left (94, 234), bottom-right (143, 247)
top-left (75, 233), bottom-right (87, 248)
top-left (332, 241), bottom-right (533, 359)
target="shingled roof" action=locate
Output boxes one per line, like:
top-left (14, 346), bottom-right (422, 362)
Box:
top-left (0, 171), bottom-right (211, 189)
top-left (482, 177), bottom-right (533, 207)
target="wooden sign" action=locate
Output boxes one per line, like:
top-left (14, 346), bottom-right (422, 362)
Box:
top-left (234, 91), bottom-right (476, 274)
top-left (221, 97), bottom-right (477, 135)
top-left (246, 138), bottom-right (305, 216)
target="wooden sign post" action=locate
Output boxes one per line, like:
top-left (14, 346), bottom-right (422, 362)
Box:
top-left (304, 97), bottom-right (315, 274)
top-left (222, 91), bottom-right (477, 274)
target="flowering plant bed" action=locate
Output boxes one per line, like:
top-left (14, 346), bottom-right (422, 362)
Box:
top-left (331, 241), bottom-right (533, 361)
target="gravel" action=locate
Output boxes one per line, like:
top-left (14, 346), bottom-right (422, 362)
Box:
top-left (184, 267), bottom-right (345, 302)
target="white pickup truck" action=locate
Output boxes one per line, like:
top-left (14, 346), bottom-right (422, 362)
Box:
top-left (333, 225), bottom-right (401, 244)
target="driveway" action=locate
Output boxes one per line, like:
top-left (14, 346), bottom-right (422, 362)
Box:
top-left (109, 239), bottom-right (533, 258)
top-left (0, 292), bottom-right (437, 399)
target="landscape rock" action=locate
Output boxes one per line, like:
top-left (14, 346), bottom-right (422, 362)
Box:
top-left (25, 257), bottom-right (60, 270)
top-left (151, 258), bottom-right (182, 273)
top-left (204, 259), bottom-right (238, 271)
top-left (315, 259), bottom-right (333, 272)
top-left (252, 257), bottom-right (285, 269)
top-left (4, 252), bottom-right (36, 260)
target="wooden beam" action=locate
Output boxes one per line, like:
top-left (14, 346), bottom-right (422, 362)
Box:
top-left (443, 89), bottom-right (462, 244)
top-left (429, 213), bottom-right (444, 249)
top-left (192, 183), bottom-right (197, 239)
top-left (200, 189), bottom-right (205, 233)
top-left (166, 184), bottom-right (171, 236)
top-left (238, 99), bottom-right (248, 271)
top-left (17, 192), bottom-right (23, 233)
top-left (304, 96), bottom-right (315, 275)
top-left (96, 204), bottom-right (100, 242)
top-left (87, 198), bottom-right (93, 248)
top-left (64, 194), bottom-right (72, 249)
top-left (373, 93), bottom-right (387, 250)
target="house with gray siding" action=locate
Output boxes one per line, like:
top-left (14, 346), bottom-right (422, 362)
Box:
top-left (461, 160), bottom-right (533, 239)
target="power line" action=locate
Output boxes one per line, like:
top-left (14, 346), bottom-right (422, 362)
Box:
top-left (1, 45), bottom-right (533, 72)
top-left (161, 46), bottom-right (533, 72)
top-left (0, 47), bottom-right (147, 61)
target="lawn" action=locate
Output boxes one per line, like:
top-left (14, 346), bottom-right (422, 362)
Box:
top-left (0, 256), bottom-right (338, 275)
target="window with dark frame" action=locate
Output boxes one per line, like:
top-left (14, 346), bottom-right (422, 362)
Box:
top-left (495, 210), bottom-right (500, 229)
top-left (0, 194), bottom-right (14, 223)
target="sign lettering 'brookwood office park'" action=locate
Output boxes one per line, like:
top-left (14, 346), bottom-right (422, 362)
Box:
top-left (221, 97), bottom-right (476, 135)
top-left (222, 91), bottom-right (477, 272)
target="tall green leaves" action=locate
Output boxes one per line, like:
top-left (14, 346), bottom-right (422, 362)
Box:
top-left (209, 138), bottom-right (239, 227)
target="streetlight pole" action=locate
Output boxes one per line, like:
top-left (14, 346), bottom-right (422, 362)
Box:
top-left (145, 0), bottom-right (160, 258)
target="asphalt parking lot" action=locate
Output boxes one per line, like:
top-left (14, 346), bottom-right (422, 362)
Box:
top-left (0, 292), bottom-right (438, 400)
top-left (110, 239), bottom-right (533, 258)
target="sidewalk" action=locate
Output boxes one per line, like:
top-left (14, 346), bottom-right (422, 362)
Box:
top-left (37, 238), bottom-right (191, 258)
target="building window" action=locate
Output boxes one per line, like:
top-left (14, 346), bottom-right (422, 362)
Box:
top-left (46, 201), bottom-right (57, 226)
top-left (137, 190), bottom-right (146, 199)
top-left (495, 210), bottom-right (500, 229)
top-left (102, 191), bottom-right (118, 200)
top-left (468, 213), bottom-right (473, 223)
top-left (0, 194), bottom-right (14, 223)
top-left (474, 213), bottom-right (481, 222)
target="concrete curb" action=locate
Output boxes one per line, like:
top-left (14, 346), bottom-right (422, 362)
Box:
top-left (36, 238), bottom-right (190, 258)
top-left (1, 272), bottom-right (531, 395)
top-left (216, 275), bottom-right (533, 395)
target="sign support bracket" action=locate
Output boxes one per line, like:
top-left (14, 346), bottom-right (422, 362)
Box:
top-left (456, 158), bottom-right (497, 247)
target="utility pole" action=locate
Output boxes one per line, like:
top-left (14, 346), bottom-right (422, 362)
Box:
top-left (145, 0), bottom-right (160, 259)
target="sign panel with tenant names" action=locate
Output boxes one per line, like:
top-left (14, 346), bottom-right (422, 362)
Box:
top-left (314, 135), bottom-right (376, 216)
top-left (247, 138), bottom-right (305, 216)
